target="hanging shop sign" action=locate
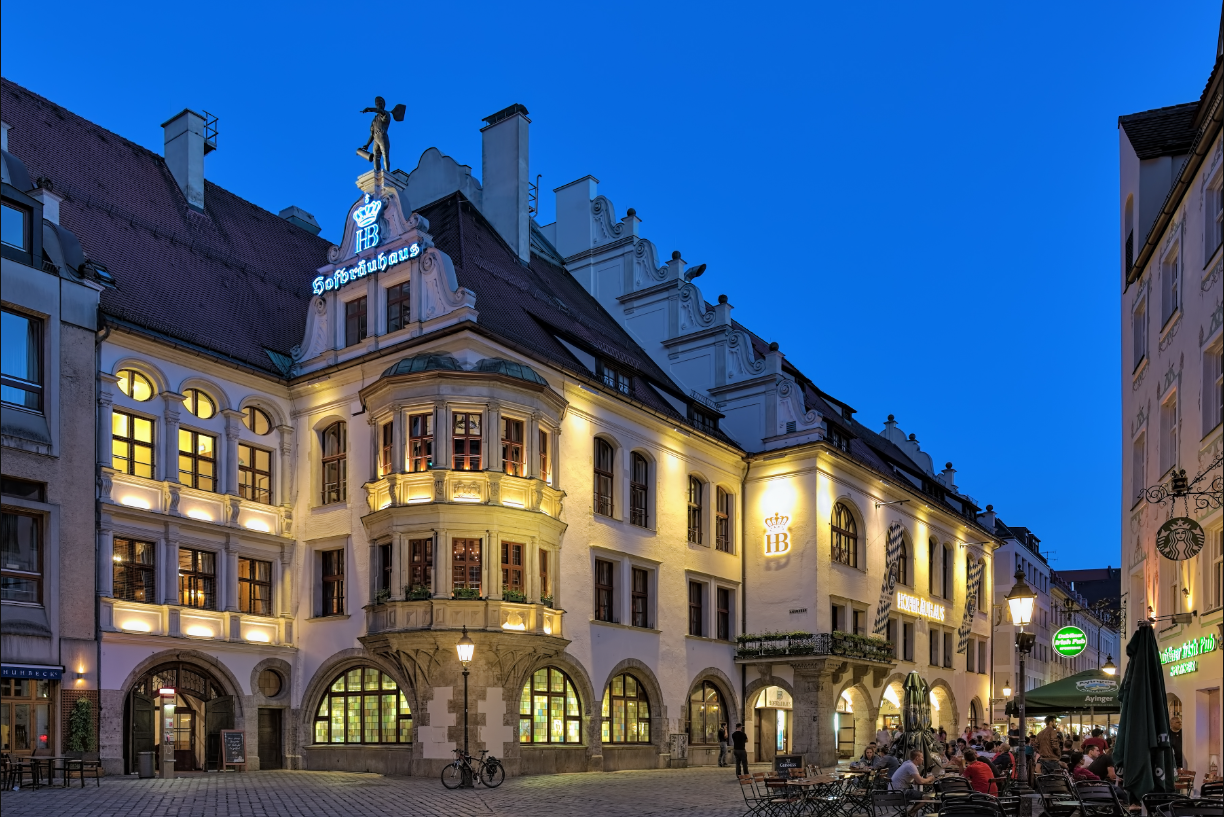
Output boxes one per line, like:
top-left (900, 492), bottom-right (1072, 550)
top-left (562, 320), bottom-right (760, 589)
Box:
top-left (1052, 625), bottom-right (1088, 657)
top-left (1155, 516), bottom-right (1206, 561)
top-left (1159, 634), bottom-right (1216, 665)
top-left (764, 513), bottom-right (791, 556)
top-left (896, 592), bottom-right (946, 622)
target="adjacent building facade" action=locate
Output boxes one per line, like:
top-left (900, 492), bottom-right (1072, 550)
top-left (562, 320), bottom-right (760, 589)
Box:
top-left (1118, 25), bottom-right (1223, 779)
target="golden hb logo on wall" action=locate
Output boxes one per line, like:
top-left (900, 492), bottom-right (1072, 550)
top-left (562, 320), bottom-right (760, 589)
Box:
top-left (764, 513), bottom-right (790, 555)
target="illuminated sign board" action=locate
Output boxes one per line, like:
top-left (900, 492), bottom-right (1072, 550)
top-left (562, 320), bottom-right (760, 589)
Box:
top-left (1160, 634), bottom-right (1216, 665)
top-left (896, 592), bottom-right (946, 622)
top-left (310, 193), bottom-right (422, 295)
top-left (1052, 626), bottom-right (1088, 658)
top-left (764, 513), bottom-right (790, 556)
top-left (1169, 661), bottom-right (1197, 677)
top-left (353, 194), bottom-right (383, 251)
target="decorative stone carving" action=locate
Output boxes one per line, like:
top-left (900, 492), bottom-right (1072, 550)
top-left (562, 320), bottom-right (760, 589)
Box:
top-left (292, 297), bottom-right (331, 363)
top-left (591, 196), bottom-right (626, 245)
top-left (776, 379), bottom-right (822, 435)
top-left (676, 282), bottom-right (715, 334)
top-left (453, 481), bottom-right (481, 501)
top-left (166, 484), bottom-right (181, 515)
top-left (98, 469), bottom-right (114, 502)
top-left (632, 238), bottom-right (670, 288)
top-left (1159, 313), bottom-right (1182, 352)
top-left (726, 331), bottom-right (766, 381)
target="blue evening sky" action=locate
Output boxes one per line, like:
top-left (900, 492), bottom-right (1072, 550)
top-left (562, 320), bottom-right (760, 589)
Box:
top-left (2, 1), bottom-right (1218, 570)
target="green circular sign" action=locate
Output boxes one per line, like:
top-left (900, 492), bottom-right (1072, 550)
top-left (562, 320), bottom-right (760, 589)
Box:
top-left (1052, 626), bottom-right (1088, 657)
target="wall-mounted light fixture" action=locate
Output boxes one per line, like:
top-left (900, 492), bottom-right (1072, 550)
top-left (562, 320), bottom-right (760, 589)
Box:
top-left (874, 498), bottom-right (910, 510)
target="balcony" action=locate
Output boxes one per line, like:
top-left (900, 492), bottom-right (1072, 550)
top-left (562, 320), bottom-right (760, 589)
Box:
top-left (101, 597), bottom-right (292, 646)
top-left (735, 631), bottom-right (895, 664)
top-left (102, 469), bottom-right (292, 536)
top-left (365, 597), bottom-right (563, 638)
top-left (364, 469), bottom-right (564, 516)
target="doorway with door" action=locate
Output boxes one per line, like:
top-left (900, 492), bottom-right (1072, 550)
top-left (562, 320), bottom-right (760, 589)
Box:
top-left (258, 708), bottom-right (282, 770)
top-left (123, 661), bottom-right (234, 773)
top-left (754, 686), bottom-right (792, 763)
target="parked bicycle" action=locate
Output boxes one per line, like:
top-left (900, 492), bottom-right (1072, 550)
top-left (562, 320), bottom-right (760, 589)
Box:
top-left (441, 748), bottom-right (505, 789)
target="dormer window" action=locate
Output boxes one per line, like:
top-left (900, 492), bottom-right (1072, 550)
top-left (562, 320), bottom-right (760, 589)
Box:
top-left (2, 200), bottom-right (30, 251)
top-left (826, 426), bottom-right (850, 453)
top-left (688, 406), bottom-right (717, 434)
top-left (598, 361), bottom-right (630, 395)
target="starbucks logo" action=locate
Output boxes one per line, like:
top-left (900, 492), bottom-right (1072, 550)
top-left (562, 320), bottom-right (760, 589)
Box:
top-left (1155, 517), bottom-right (1206, 561)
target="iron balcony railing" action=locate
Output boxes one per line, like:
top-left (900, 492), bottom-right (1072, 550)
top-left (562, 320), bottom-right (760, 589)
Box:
top-left (735, 631), bottom-right (896, 663)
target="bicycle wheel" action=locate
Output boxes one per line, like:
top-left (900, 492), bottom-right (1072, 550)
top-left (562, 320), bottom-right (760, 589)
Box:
top-left (481, 761), bottom-right (505, 788)
top-left (441, 763), bottom-right (464, 789)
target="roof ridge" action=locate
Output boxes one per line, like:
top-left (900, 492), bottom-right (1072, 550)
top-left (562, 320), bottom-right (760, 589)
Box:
top-left (1118, 100), bottom-right (1199, 121)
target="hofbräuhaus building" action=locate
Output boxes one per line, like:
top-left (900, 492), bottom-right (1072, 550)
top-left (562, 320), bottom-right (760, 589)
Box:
top-left (1, 79), bottom-right (994, 775)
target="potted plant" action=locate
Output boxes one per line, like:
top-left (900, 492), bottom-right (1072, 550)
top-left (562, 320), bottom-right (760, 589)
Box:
top-left (404, 584), bottom-right (432, 601)
top-left (540, 594), bottom-right (554, 608)
top-left (66, 698), bottom-right (97, 756)
top-left (502, 586), bottom-right (527, 603)
top-left (452, 587), bottom-right (480, 600)
top-left (373, 587), bottom-right (392, 605)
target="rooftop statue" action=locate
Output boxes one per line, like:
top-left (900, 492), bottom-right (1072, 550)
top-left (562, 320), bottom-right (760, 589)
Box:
top-left (357, 96), bottom-right (406, 173)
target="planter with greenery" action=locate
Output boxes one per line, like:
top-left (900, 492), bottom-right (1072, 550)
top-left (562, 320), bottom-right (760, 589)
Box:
top-left (452, 587), bottom-right (481, 600)
top-left (830, 630), bottom-right (894, 662)
top-left (403, 584), bottom-right (432, 601)
top-left (373, 588), bottom-right (392, 605)
top-left (66, 697), bottom-right (97, 755)
top-left (540, 594), bottom-right (554, 608)
top-left (502, 586), bottom-right (528, 603)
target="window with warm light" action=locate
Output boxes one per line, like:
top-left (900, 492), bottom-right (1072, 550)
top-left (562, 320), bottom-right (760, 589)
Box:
top-left (378, 421), bottom-right (393, 477)
top-left (113, 410), bottom-right (155, 478)
top-left (539, 429), bottom-right (551, 484)
top-left (321, 422), bottom-right (347, 504)
top-left (452, 412), bottom-right (482, 471)
top-left (0, 677), bottom-right (52, 753)
top-left (178, 548), bottom-right (216, 609)
top-left (238, 557), bottom-right (272, 616)
top-left (178, 429), bottom-right (216, 492)
top-left (321, 548), bottom-right (345, 616)
top-left (116, 368), bottom-right (154, 402)
top-left (408, 413), bottom-right (433, 472)
top-left (113, 537), bottom-right (156, 603)
top-left (1, 511), bottom-right (42, 604)
top-left (687, 681), bottom-right (723, 745)
top-left (183, 389), bottom-right (216, 419)
top-left (519, 667), bottom-right (581, 744)
top-left (238, 444), bottom-right (272, 504)
top-left (501, 541), bottom-right (524, 596)
top-left (452, 538), bottom-right (481, 595)
top-left (314, 667), bottom-right (412, 744)
top-left (501, 418), bottom-right (524, 476)
top-left (408, 538), bottom-right (432, 591)
top-left (243, 405), bottom-right (273, 435)
top-left (602, 673), bottom-right (651, 744)
top-left (831, 503), bottom-right (857, 567)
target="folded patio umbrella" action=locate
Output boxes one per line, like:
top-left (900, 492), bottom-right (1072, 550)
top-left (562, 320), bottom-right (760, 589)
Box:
top-left (1114, 621), bottom-right (1176, 802)
top-left (893, 671), bottom-right (940, 775)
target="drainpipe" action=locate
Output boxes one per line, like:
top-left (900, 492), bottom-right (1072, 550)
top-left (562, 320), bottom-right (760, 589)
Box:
top-left (94, 311), bottom-right (111, 752)
top-left (740, 459), bottom-right (749, 730)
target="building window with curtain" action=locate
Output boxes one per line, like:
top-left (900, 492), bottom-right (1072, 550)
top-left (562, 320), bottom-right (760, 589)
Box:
top-left (345, 296), bottom-right (367, 347)
top-left (1, 308), bottom-right (42, 412)
top-left (594, 559), bottom-right (615, 622)
top-left (452, 412), bottom-right (482, 471)
top-left (501, 541), bottom-right (524, 596)
top-left (408, 413), bottom-right (432, 472)
top-left (452, 538), bottom-right (481, 595)
top-left (238, 557), bottom-right (272, 616)
top-left (831, 502), bottom-right (857, 567)
top-left (594, 439), bottom-right (614, 516)
top-left (408, 538), bottom-right (432, 592)
top-left (112, 410), bottom-right (155, 479)
top-left (688, 681), bottom-right (722, 745)
top-left (379, 422), bottom-right (393, 477)
top-left (321, 548), bottom-right (345, 615)
top-left (113, 537), bottom-right (155, 603)
top-left (687, 477), bottom-right (703, 545)
top-left (178, 429), bottom-right (216, 491)
top-left (1, 511), bottom-right (41, 604)
top-left (629, 453), bottom-right (648, 527)
top-left (238, 444), bottom-right (272, 504)
top-left (321, 422), bottom-right (347, 504)
top-left (539, 429), bottom-right (551, 484)
top-left (519, 667), bottom-right (581, 744)
top-left (602, 673), bottom-right (651, 744)
top-left (631, 567), bottom-right (649, 628)
top-left (715, 488), bottom-right (732, 552)
top-left (178, 548), bottom-right (216, 609)
top-left (314, 667), bottom-right (412, 744)
top-left (386, 281), bottom-right (411, 333)
top-left (501, 418), bottom-right (524, 476)
top-left (540, 550), bottom-right (551, 600)
top-left (688, 581), bottom-right (704, 636)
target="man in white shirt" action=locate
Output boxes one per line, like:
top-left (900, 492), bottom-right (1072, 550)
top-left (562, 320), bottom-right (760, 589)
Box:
top-left (891, 749), bottom-right (934, 799)
top-left (877, 727), bottom-right (892, 750)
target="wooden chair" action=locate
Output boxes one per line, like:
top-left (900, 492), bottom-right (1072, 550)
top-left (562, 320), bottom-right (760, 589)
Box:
top-left (1174, 773), bottom-right (1197, 797)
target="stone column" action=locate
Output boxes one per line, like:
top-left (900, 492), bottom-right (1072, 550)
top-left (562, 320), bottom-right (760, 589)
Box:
top-left (163, 523), bottom-right (180, 606)
top-left (792, 663), bottom-right (839, 768)
top-left (278, 545), bottom-right (293, 618)
top-left (438, 405), bottom-right (452, 469)
top-left (368, 413), bottom-right (380, 482)
top-left (98, 522), bottom-right (115, 598)
top-left (222, 409), bottom-right (243, 496)
top-left (488, 529), bottom-right (501, 600)
top-left (392, 405), bottom-right (406, 474)
top-left (436, 529), bottom-right (450, 599)
top-left (277, 426), bottom-right (293, 507)
top-left (551, 426), bottom-right (562, 491)
top-left (224, 534), bottom-right (239, 612)
top-left (162, 393), bottom-right (185, 483)
top-left (97, 373), bottom-right (119, 467)
top-left (487, 401), bottom-right (502, 472)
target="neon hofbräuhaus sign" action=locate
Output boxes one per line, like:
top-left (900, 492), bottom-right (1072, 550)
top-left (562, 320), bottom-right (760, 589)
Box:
top-left (311, 194), bottom-right (420, 295)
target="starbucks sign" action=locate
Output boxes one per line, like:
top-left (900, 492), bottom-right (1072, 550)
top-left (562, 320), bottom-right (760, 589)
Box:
top-left (1155, 517), bottom-right (1206, 561)
top-left (1052, 625), bottom-right (1088, 657)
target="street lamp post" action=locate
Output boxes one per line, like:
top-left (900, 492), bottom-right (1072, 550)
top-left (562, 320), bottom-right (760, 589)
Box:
top-left (1005, 568), bottom-right (1037, 793)
top-left (456, 626), bottom-right (475, 788)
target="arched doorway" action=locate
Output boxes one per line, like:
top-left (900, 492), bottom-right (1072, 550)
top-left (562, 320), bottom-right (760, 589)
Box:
top-left (754, 686), bottom-right (792, 763)
top-left (928, 684), bottom-right (955, 734)
top-left (879, 681), bottom-right (904, 735)
top-left (123, 662), bottom-right (234, 773)
top-left (837, 686), bottom-right (874, 760)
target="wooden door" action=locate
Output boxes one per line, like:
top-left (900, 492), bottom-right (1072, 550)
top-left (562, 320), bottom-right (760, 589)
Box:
top-left (257, 708), bottom-right (282, 770)
top-left (758, 709), bottom-right (777, 763)
top-left (204, 696), bottom-right (234, 771)
top-left (129, 692), bottom-right (155, 773)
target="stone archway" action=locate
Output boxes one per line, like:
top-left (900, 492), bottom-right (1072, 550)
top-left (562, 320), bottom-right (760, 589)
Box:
top-left (836, 682), bottom-right (878, 761)
top-left (877, 675), bottom-right (908, 738)
top-left (744, 673), bottom-right (796, 765)
top-left (596, 658), bottom-right (667, 753)
top-left (927, 679), bottom-right (958, 735)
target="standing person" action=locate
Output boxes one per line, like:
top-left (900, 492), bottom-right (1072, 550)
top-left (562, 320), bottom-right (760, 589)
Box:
top-left (717, 722), bottom-right (729, 767)
top-left (877, 724), bottom-right (892, 750)
top-left (731, 723), bottom-right (749, 776)
top-left (1169, 716), bottom-right (1184, 770)
top-left (1082, 728), bottom-right (1107, 753)
top-left (1036, 715), bottom-right (1062, 775)
top-left (892, 750), bottom-right (935, 799)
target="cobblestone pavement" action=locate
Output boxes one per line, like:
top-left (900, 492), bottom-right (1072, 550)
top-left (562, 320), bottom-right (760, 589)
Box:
top-left (0, 766), bottom-right (758, 817)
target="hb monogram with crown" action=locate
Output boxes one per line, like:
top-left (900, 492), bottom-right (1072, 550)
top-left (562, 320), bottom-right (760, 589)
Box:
top-left (353, 193), bottom-right (384, 252)
top-left (764, 512), bottom-right (790, 555)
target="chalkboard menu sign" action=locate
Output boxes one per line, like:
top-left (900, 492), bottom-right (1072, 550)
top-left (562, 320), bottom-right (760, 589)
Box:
top-left (220, 730), bottom-right (246, 770)
top-left (774, 754), bottom-right (803, 773)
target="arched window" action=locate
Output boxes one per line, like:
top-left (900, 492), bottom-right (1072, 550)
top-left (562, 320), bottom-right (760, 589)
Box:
top-left (594, 439), bottom-right (614, 516)
top-left (321, 422), bottom-right (347, 504)
top-left (183, 388), bottom-right (216, 419)
top-left (894, 540), bottom-right (909, 586)
top-left (602, 673), bottom-right (651, 743)
top-left (687, 477), bottom-right (703, 544)
top-left (928, 537), bottom-right (937, 594)
top-left (520, 667), bottom-right (581, 744)
top-left (117, 369), bottom-right (154, 401)
top-left (243, 406), bottom-right (272, 436)
top-left (313, 666), bottom-right (412, 744)
top-left (688, 681), bottom-right (723, 744)
top-left (831, 503), bottom-right (858, 567)
top-left (630, 453), bottom-right (649, 527)
top-left (967, 699), bottom-right (980, 729)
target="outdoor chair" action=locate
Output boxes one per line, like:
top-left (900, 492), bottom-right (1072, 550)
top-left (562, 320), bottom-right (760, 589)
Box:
top-left (1037, 773), bottom-right (1085, 817)
top-left (941, 794), bottom-right (1007, 817)
top-left (1165, 799), bottom-right (1224, 817)
top-left (1198, 782), bottom-right (1222, 800)
top-left (739, 774), bottom-right (788, 817)
top-left (873, 789), bottom-right (913, 817)
top-left (1076, 781), bottom-right (1128, 817)
top-left (844, 772), bottom-right (880, 816)
top-left (937, 776), bottom-right (975, 796)
top-left (1174, 773), bottom-right (1197, 797)
top-left (1141, 793), bottom-right (1189, 816)
top-left (990, 777), bottom-right (1013, 796)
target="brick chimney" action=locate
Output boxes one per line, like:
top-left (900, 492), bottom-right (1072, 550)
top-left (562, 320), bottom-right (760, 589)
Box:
top-left (480, 104), bottom-right (531, 263)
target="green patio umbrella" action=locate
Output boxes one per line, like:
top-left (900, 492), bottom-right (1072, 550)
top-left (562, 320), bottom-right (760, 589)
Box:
top-left (1004, 669), bottom-right (1120, 716)
top-left (1114, 621), bottom-right (1176, 802)
top-left (893, 671), bottom-right (940, 775)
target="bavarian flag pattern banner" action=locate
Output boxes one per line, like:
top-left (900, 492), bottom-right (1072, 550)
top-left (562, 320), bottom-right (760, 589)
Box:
top-left (873, 522), bottom-right (905, 636)
top-left (957, 556), bottom-right (984, 654)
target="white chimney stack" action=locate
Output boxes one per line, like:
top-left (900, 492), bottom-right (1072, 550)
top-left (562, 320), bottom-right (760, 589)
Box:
top-left (480, 104), bottom-right (531, 263)
top-left (162, 109), bottom-right (209, 210)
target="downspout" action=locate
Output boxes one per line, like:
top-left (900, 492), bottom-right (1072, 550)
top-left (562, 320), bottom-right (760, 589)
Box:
top-left (740, 457), bottom-right (749, 733)
top-left (94, 311), bottom-right (111, 749)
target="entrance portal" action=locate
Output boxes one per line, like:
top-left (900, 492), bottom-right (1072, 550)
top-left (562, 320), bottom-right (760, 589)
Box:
top-left (258, 708), bottom-right (283, 770)
top-left (123, 662), bottom-right (234, 773)
top-left (754, 686), bottom-right (792, 763)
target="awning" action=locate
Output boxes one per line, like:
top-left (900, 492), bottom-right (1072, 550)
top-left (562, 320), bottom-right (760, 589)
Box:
top-left (1005, 669), bottom-right (1119, 716)
top-left (1, 664), bottom-right (64, 680)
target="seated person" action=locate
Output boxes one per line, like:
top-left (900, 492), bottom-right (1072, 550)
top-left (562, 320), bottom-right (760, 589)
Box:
top-left (962, 750), bottom-right (998, 794)
top-left (943, 743), bottom-right (964, 772)
top-left (856, 745), bottom-right (878, 768)
top-left (993, 742), bottom-right (1015, 778)
top-left (1069, 751), bottom-right (1099, 782)
top-left (873, 749), bottom-right (901, 775)
top-left (891, 749), bottom-right (935, 799)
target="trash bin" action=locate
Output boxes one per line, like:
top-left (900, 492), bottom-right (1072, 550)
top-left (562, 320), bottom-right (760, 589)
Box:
top-left (138, 751), bottom-right (155, 779)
